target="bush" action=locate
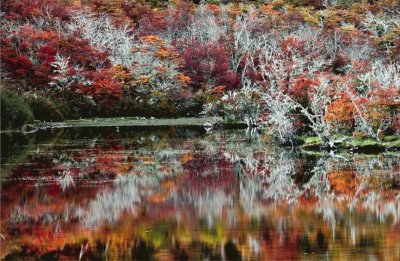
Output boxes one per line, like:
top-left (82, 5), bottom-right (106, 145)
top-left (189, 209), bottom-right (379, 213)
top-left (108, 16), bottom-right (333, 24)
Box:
top-left (27, 94), bottom-right (64, 122)
top-left (50, 90), bottom-right (96, 119)
top-left (1, 87), bottom-right (34, 129)
top-left (115, 97), bottom-right (136, 117)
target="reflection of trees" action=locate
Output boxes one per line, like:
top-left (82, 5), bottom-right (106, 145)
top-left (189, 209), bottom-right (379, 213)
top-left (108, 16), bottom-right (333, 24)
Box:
top-left (2, 128), bottom-right (400, 260)
top-left (62, 141), bottom-right (186, 226)
top-left (195, 130), bottom-right (400, 226)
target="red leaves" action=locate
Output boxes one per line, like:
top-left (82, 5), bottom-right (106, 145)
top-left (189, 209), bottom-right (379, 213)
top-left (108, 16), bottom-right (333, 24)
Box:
top-left (0, 41), bottom-right (33, 79)
top-left (350, 59), bottom-right (372, 74)
top-left (3, 0), bottom-right (70, 21)
top-left (57, 37), bottom-right (110, 69)
top-left (281, 37), bottom-right (305, 55)
top-left (290, 75), bottom-right (319, 101)
top-left (134, 4), bottom-right (168, 36)
top-left (182, 42), bottom-right (239, 90)
top-left (84, 68), bottom-right (122, 101)
top-left (38, 45), bottom-right (56, 65)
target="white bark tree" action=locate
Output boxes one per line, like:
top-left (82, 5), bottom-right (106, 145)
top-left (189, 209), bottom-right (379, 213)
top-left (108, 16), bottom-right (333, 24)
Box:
top-left (67, 10), bottom-right (135, 66)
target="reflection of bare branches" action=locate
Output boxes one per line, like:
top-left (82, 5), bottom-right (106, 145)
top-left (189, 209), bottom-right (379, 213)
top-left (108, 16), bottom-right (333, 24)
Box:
top-left (57, 171), bottom-right (75, 191)
top-left (74, 175), bottom-right (142, 227)
top-left (303, 156), bottom-right (332, 200)
top-left (261, 152), bottom-right (301, 203)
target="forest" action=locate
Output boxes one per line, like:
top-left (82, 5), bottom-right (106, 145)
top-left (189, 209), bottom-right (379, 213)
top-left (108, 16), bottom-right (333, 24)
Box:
top-left (1, 0), bottom-right (399, 148)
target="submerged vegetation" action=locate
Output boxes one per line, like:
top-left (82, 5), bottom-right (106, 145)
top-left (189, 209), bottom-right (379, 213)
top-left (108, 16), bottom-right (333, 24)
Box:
top-left (1, 0), bottom-right (399, 149)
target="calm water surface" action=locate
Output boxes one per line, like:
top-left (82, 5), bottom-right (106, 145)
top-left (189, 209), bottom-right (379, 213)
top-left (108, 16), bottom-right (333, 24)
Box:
top-left (1, 127), bottom-right (400, 260)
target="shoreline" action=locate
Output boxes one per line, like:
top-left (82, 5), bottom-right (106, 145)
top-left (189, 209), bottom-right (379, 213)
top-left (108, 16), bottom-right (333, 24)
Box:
top-left (2, 117), bottom-right (399, 152)
top-left (1, 117), bottom-right (246, 133)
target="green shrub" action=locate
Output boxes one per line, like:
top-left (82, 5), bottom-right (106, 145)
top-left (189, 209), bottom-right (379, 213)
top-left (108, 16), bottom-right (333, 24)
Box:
top-left (1, 88), bottom-right (34, 130)
top-left (27, 94), bottom-right (64, 122)
top-left (115, 97), bottom-right (136, 116)
top-left (50, 90), bottom-right (96, 119)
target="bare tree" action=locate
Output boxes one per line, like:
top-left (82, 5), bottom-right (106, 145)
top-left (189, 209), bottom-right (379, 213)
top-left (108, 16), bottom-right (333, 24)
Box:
top-left (346, 61), bottom-right (400, 140)
top-left (67, 10), bottom-right (135, 66)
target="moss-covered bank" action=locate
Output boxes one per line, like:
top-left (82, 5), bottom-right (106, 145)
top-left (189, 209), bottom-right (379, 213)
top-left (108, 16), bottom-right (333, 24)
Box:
top-left (299, 135), bottom-right (400, 153)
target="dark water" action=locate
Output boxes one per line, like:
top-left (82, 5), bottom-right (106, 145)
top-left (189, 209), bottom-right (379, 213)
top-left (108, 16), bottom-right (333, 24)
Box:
top-left (1, 127), bottom-right (400, 260)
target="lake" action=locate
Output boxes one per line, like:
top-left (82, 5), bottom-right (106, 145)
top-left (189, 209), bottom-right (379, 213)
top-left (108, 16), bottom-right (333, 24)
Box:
top-left (1, 127), bottom-right (400, 260)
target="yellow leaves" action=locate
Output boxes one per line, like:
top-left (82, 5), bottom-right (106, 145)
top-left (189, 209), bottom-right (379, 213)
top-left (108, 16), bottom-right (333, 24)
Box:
top-left (380, 25), bottom-right (400, 43)
top-left (341, 24), bottom-right (357, 33)
top-left (298, 8), bottom-right (319, 25)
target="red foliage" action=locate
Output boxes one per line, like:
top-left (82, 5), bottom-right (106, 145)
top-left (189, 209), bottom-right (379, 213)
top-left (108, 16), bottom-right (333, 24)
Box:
top-left (83, 68), bottom-right (123, 102)
top-left (38, 45), bottom-right (56, 65)
top-left (134, 4), bottom-right (168, 36)
top-left (166, 0), bottom-right (195, 32)
top-left (182, 42), bottom-right (239, 90)
top-left (281, 37), bottom-right (305, 55)
top-left (350, 59), bottom-right (372, 74)
top-left (57, 37), bottom-right (111, 69)
top-left (290, 75), bottom-right (319, 101)
top-left (2, 0), bottom-right (70, 21)
top-left (1, 40), bottom-right (33, 79)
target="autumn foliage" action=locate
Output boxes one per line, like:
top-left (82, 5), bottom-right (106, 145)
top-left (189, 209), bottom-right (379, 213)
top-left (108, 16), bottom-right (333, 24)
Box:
top-left (0, 0), bottom-right (399, 138)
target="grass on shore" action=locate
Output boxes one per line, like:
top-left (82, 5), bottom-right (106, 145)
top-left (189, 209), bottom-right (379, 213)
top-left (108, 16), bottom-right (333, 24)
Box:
top-left (299, 135), bottom-right (400, 151)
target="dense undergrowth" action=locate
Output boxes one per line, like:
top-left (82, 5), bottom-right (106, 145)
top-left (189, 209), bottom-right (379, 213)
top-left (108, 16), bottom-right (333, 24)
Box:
top-left (1, 0), bottom-right (399, 147)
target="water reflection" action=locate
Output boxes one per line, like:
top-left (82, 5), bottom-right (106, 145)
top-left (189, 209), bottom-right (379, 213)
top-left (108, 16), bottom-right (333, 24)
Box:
top-left (1, 127), bottom-right (400, 260)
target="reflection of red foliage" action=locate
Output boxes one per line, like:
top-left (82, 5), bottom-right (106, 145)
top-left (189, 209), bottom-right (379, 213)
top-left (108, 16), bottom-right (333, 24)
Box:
top-left (185, 155), bottom-right (235, 192)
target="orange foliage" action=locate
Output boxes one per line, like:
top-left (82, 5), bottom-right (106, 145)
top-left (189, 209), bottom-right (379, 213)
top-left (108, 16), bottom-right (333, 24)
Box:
top-left (148, 193), bottom-right (168, 203)
top-left (155, 47), bottom-right (171, 58)
top-left (211, 85), bottom-right (227, 97)
top-left (328, 170), bottom-right (357, 196)
top-left (176, 74), bottom-right (191, 86)
top-left (139, 155), bottom-right (154, 164)
top-left (161, 180), bottom-right (176, 190)
top-left (180, 153), bottom-right (194, 164)
top-left (207, 4), bottom-right (221, 13)
top-left (326, 93), bottom-right (354, 130)
top-left (135, 75), bottom-right (151, 85)
top-left (228, 7), bottom-right (242, 16)
top-left (140, 35), bottom-right (164, 45)
top-left (113, 65), bottom-right (132, 81)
